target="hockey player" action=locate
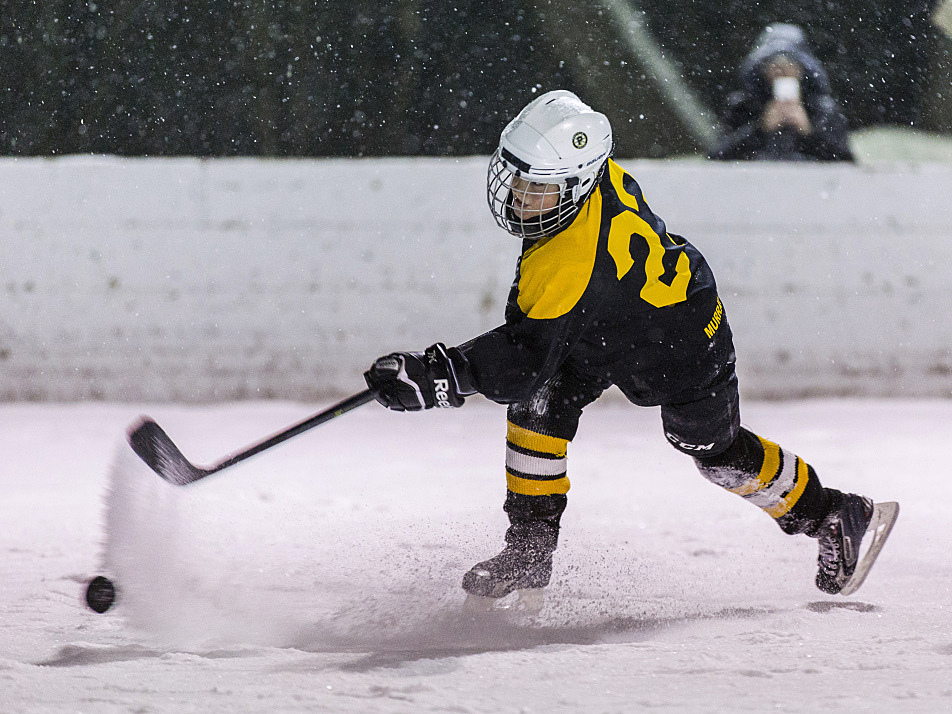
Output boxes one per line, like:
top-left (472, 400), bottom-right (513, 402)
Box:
top-left (364, 90), bottom-right (897, 601)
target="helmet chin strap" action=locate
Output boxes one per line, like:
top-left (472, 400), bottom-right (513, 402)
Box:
top-left (570, 159), bottom-right (609, 205)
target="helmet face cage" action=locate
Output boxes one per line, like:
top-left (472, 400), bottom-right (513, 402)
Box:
top-left (487, 151), bottom-right (584, 240)
top-left (487, 149), bottom-right (605, 239)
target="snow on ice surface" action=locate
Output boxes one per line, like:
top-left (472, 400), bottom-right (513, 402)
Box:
top-left (1, 398), bottom-right (951, 712)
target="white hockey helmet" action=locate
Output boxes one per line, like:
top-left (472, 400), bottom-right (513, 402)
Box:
top-left (487, 90), bottom-right (613, 239)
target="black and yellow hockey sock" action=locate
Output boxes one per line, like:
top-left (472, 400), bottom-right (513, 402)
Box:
top-left (695, 427), bottom-right (830, 534)
top-left (502, 420), bottom-right (570, 549)
top-left (505, 420), bottom-right (571, 498)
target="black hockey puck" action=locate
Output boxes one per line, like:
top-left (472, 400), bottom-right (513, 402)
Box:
top-left (85, 575), bottom-right (116, 613)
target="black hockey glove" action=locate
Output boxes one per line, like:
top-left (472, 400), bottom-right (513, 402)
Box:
top-left (364, 343), bottom-right (475, 412)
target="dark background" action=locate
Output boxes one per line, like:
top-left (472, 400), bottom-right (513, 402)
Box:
top-left (0, 0), bottom-right (946, 157)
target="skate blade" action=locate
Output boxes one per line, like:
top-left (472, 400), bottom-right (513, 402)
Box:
top-left (463, 588), bottom-right (545, 616)
top-left (839, 501), bottom-right (899, 596)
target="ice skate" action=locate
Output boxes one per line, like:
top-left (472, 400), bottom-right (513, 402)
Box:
top-left (462, 542), bottom-right (553, 600)
top-left (462, 526), bottom-right (554, 617)
top-left (812, 491), bottom-right (899, 596)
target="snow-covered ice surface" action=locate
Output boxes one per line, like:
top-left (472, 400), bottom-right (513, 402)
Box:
top-left (2, 398), bottom-right (951, 712)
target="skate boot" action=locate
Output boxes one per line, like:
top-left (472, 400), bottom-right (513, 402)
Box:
top-left (462, 522), bottom-right (556, 599)
top-left (811, 490), bottom-right (899, 596)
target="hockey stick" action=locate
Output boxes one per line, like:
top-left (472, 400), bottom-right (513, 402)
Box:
top-left (127, 389), bottom-right (378, 486)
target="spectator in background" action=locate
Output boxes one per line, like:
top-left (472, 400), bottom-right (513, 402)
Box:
top-left (709, 23), bottom-right (854, 162)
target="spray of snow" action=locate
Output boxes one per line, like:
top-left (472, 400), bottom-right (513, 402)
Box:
top-left (101, 433), bottom-right (774, 658)
top-left (102, 445), bottom-right (299, 647)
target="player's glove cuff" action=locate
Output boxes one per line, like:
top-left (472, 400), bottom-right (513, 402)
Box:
top-left (423, 343), bottom-right (475, 406)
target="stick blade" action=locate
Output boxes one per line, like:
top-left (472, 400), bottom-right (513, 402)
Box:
top-left (127, 417), bottom-right (208, 486)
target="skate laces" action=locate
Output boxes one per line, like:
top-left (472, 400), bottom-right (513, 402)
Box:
top-left (816, 494), bottom-right (869, 578)
top-left (816, 518), bottom-right (844, 577)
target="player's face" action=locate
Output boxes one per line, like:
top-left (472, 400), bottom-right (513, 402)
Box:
top-left (509, 176), bottom-right (562, 220)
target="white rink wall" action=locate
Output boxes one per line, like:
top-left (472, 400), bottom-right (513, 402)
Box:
top-left (2, 155), bottom-right (951, 401)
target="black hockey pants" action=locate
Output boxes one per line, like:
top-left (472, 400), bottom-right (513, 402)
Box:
top-left (503, 364), bottom-right (831, 547)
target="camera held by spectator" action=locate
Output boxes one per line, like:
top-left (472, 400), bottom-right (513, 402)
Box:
top-left (709, 23), bottom-right (853, 162)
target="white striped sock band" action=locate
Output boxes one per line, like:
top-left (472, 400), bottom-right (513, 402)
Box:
top-left (727, 436), bottom-right (809, 519)
top-left (505, 421), bottom-right (571, 496)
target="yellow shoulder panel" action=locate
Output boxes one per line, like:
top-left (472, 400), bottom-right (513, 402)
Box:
top-left (516, 188), bottom-right (603, 320)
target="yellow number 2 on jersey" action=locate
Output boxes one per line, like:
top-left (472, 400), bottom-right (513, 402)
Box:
top-left (607, 162), bottom-right (691, 308)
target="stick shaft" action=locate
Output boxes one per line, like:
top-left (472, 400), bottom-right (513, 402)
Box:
top-left (207, 389), bottom-right (377, 474)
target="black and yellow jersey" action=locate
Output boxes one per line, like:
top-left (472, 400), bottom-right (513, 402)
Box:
top-left (458, 159), bottom-right (734, 407)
